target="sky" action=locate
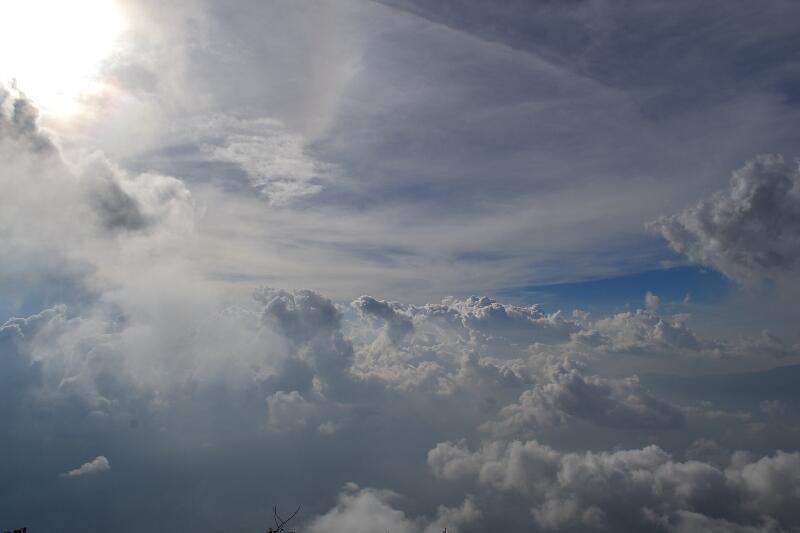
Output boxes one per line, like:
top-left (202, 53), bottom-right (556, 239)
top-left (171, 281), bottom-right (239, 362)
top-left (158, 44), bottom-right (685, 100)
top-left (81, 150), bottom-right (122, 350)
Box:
top-left (1, 1), bottom-right (800, 532)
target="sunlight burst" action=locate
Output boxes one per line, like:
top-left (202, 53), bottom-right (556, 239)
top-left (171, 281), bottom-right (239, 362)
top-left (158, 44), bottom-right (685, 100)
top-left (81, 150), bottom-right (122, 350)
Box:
top-left (0, 0), bottom-right (125, 116)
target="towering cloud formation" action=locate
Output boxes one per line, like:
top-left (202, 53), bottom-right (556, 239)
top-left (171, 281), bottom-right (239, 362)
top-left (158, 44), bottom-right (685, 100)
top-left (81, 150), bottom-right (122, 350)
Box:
top-left (652, 155), bottom-right (800, 283)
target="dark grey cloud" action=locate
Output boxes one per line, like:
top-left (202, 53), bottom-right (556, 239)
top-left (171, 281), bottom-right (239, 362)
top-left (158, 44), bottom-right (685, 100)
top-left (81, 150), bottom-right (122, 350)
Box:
top-left (653, 154), bottom-right (800, 283)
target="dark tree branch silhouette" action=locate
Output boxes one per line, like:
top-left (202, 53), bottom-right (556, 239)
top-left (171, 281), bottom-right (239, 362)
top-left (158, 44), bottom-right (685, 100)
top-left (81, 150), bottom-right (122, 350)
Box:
top-left (268, 504), bottom-right (301, 533)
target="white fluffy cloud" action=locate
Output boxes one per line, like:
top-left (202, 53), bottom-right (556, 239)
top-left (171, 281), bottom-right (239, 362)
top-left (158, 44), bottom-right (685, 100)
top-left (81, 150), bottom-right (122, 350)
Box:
top-left (61, 456), bottom-right (110, 478)
top-left (308, 484), bottom-right (479, 533)
top-left (652, 154), bottom-right (800, 283)
top-left (428, 439), bottom-right (800, 532)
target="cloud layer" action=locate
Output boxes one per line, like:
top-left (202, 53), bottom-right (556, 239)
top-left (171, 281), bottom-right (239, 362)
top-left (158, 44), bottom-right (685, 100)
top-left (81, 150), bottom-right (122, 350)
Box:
top-left (429, 439), bottom-right (800, 532)
top-left (2, 1), bottom-right (800, 531)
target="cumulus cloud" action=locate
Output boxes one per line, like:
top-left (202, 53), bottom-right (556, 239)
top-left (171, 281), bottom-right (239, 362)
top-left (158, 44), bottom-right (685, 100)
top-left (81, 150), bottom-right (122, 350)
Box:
top-left (585, 309), bottom-right (702, 355)
top-left (652, 154), bottom-right (800, 283)
top-left (5, 284), bottom-right (795, 426)
top-left (266, 390), bottom-right (318, 432)
top-left (61, 456), bottom-right (110, 478)
top-left (0, 306), bottom-right (61, 398)
top-left (572, 308), bottom-right (799, 363)
top-left (255, 288), bottom-right (355, 399)
top-left (348, 295), bottom-right (587, 394)
top-left (483, 359), bottom-right (684, 436)
top-left (352, 295), bottom-right (414, 345)
top-left (428, 439), bottom-right (800, 532)
top-left (307, 483), bottom-right (479, 533)
top-left (1, 283), bottom-right (799, 531)
top-left (444, 296), bottom-right (577, 346)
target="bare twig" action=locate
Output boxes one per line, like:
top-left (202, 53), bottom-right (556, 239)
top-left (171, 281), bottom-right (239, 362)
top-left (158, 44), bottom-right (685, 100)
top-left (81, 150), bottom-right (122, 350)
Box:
top-left (271, 504), bottom-right (302, 532)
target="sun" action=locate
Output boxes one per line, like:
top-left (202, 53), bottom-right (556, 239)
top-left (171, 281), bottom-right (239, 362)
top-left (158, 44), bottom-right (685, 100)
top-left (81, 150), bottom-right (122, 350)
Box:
top-left (0, 0), bottom-right (126, 117)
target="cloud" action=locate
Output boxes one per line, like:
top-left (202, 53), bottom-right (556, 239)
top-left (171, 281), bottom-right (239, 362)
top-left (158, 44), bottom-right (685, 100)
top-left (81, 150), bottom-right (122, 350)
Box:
top-left (2, 2), bottom-right (800, 531)
top-left (428, 439), bottom-right (800, 532)
top-left (574, 308), bottom-right (799, 363)
top-left (266, 390), bottom-right (318, 432)
top-left (0, 83), bottom-right (194, 290)
top-left (652, 154), bottom-right (800, 283)
top-left (645, 291), bottom-right (661, 311)
top-left (352, 295), bottom-right (414, 345)
top-left (81, 155), bottom-right (194, 234)
top-left (483, 359), bottom-right (684, 436)
top-left (61, 456), bottom-right (110, 478)
top-left (200, 117), bottom-right (334, 205)
top-left (255, 288), bottom-right (355, 399)
top-left (307, 483), bottom-right (479, 533)
top-left (668, 512), bottom-right (782, 533)
top-left (349, 295), bottom-right (578, 394)
top-left (0, 84), bottom-right (56, 153)
top-left (1, 283), bottom-right (799, 531)
top-left (0, 306), bottom-right (60, 399)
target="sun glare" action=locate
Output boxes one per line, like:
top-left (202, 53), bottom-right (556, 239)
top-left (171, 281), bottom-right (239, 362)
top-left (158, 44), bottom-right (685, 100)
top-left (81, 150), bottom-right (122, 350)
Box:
top-left (0, 0), bottom-right (125, 117)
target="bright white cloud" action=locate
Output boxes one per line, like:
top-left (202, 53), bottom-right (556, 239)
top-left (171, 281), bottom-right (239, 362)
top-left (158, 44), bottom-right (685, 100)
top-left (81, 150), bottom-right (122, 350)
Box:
top-left (61, 456), bottom-right (110, 478)
top-left (308, 484), bottom-right (479, 533)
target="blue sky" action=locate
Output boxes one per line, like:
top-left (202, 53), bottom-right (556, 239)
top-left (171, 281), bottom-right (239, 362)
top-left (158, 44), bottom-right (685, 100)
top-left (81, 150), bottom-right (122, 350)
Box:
top-left (1, 1), bottom-right (800, 532)
top-left (506, 266), bottom-right (730, 314)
